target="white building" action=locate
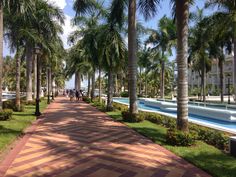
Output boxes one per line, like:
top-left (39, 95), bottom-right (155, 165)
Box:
top-left (188, 55), bottom-right (234, 95)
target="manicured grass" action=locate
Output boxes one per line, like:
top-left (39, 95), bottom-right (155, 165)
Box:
top-left (106, 111), bottom-right (236, 177)
top-left (0, 100), bottom-right (48, 152)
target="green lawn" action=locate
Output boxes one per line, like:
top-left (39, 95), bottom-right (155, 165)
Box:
top-left (0, 100), bottom-right (48, 152)
top-left (106, 111), bottom-right (236, 177)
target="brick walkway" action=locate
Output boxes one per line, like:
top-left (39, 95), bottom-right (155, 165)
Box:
top-left (0, 97), bottom-right (211, 177)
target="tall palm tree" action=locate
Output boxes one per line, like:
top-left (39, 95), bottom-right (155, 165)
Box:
top-left (175, 0), bottom-right (190, 132)
top-left (0, 0), bottom-right (34, 110)
top-left (138, 47), bottom-right (152, 97)
top-left (146, 16), bottom-right (176, 99)
top-left (207, 13), bottom-right (232, 103)
top-left (188, 8), bottom-right (212, 102)
top-left (23, 0), bottom-right (64, 101)
top-left (205, 0), bottom-right (236, 101)
top-left (110, 0), bottom-right (160, 114)
top-left (4, 0), bottom-right (35, 110)
top-left (97, 24), bottom-right (126, 111)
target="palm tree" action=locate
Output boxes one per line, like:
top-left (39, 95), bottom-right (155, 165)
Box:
top-left (205, 0), bottom-right (236, 101)
top-left (206, 13), bottom-right (232, 103)
top-left (97, 24), bottom-right (126, 110)
top-left (188, 8), bottom-right (212, 102)
top-left (110, 0), bottom-right (160, 114)
top-left (146, 16), bottom-right (176, 99)
top-left (0, 0), bottom-right (34, 110)
top-left (23, 0), bottom-right (64, 101)
top-left (175, 0), bottom-right (190, 132)
top-left (138, 47), bottom-right (152, 97)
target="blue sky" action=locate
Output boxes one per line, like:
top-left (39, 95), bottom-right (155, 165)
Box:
top-left (3, 0), bottom-right (213, 88)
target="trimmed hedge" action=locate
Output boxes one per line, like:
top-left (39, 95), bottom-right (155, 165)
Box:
top-left (113, 102), bottom-right (231, 150)
top-left (82, 96), bottom-right (92, 103)
top-left (122, 111), bottom-right (145, 123)
top-left (120, 91), bottom-right (129, 97)
top-left (166, 128), bottom-right (195, 146)
top-left (0, 109), bottom-right (13, 121)
top-left (3, 100), bottom-right (25, 112)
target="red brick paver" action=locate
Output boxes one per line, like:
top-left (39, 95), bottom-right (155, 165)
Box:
top-left (0, 97), bottom-right (211, 177)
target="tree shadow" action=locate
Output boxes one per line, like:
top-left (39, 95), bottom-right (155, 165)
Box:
top-left (6, 98), bottom-right (212, 177)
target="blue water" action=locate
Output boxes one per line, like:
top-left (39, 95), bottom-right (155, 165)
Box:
top-left (113, 98), bottom-right (236, 133)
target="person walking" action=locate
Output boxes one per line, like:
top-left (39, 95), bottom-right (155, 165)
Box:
top-left (75, 90), bottom-right (79, 101)
top-left (69, 90), bottom-right (75, 101)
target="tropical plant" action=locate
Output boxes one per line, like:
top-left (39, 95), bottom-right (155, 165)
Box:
top-left (205, 0), bottom-right (236, 102)
top-left (146, 15), bottom-right (176, 98)
top-left (175, 0), bottom-right (190, 132)
top-left (188, 8), bottom-right (212, 102)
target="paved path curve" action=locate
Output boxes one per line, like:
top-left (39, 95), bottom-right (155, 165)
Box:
top-left (0, 97), bottom-right (211, 177)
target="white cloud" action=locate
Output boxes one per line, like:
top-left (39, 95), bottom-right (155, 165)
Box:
top-left (61, 14), bottom-right (77, 49)
top-left (48, 0), bottom-right (67, 9)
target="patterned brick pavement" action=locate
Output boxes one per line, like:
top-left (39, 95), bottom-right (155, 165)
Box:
top-left (0, 97), bottom-right (211, 177)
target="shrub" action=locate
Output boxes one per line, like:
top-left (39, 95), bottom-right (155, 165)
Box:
top-left (122, 111), bottom-right (144, 123)
top-left (113, 102), bottom-right (128, 112)
top-left (0, 109), bottom-right (13, 121)
top-left (14, 104), bottom-right (25, 112)
top-left (196, 128), bottom-right (229, 150)
top-left (120, 91), bottom-right (129, 97)
top-left (92, 101), bottom-right (107, 112)
top-left (3, 100), bottom-right (25, 112)
top-left (83, 97), bottom-right (91, 103)
top-left (166, 128), bottom-right (195, 146)
top-left (25, 100), bottom-right (36, 106)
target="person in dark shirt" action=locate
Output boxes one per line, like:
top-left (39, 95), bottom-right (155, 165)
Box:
top-left (75, 90), bottom-right (79, 101)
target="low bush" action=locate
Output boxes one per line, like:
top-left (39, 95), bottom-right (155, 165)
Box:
top-left (23, 100), bottom-right (36, 106)
top-left (120, 91), bottom-right (129, 97)
top-left (195, 128), bottom-right (229, 150)
top-left (83, 97), bottom-right (91, 103)
top-left (166, 128), bottom-right (195, 146)
top-left (3, 100), bottom-right (25, 112)
top-left (109, 100), bottom-right (230, 150)
top-left (113, 102), bottom-right (128, 112)
top-left (0, 109), bottom-right (13, 121)
top-left (122, 111), bottom-right (144, 123)
top-left (92, 101), bottom-right (107, 112)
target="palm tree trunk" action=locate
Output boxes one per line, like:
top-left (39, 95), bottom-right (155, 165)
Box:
top-left (75, 72), bottom-right (78, 90)
top-left (78, 72), bottom-right (81, 91)
top-left (0, 5), bottom-right (3, 111)
top-left (87, 73), bottom-right (90, 97)
top-left (145, 74), bottom-right (147, 97)
top-left (176, 0), bottom-right (189, 132)
top-left (107, 69), bottom-right (114, 111)
top-left (139, 67), bottom-right (142, 95)
top-left (34, 55), bottom-right (37, 99)
top-left (47, 67), bottom-right (50, 104)
top-left (128, 0), bottom-right (138, 114)
top-left (39, 58), bottom-right (42, 98)
top-left (49, 67), bottom-right (52, 100)
top-left (219, 59), bottom-right (224, 103)
top-left (160, 59), bottom-right (165, 99)
top-left (91, 70), bottom-right (95, 101)
top-left (15, 51), bottom-right (21, 111)
top-left (98, 66), bottom-right (102, 102)
top-left (234, 34), bottom-right (236, 102)
top-left (26, 44), bottom-right (33, 101)
top-left (202, 65), bottom-right (206, 102)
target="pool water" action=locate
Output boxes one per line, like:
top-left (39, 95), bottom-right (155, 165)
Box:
top-left (113, 98), bottom-right (236, 134)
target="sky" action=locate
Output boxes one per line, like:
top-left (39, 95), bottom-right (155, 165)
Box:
top-left (3, 0), bottom-right (210, 89)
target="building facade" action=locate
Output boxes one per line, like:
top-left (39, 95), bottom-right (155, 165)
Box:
top-left (188, 55), bottom-right (234, 95)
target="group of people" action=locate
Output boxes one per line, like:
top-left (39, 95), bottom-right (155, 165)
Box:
top-left (64, 89), bottom-right (84, 101)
